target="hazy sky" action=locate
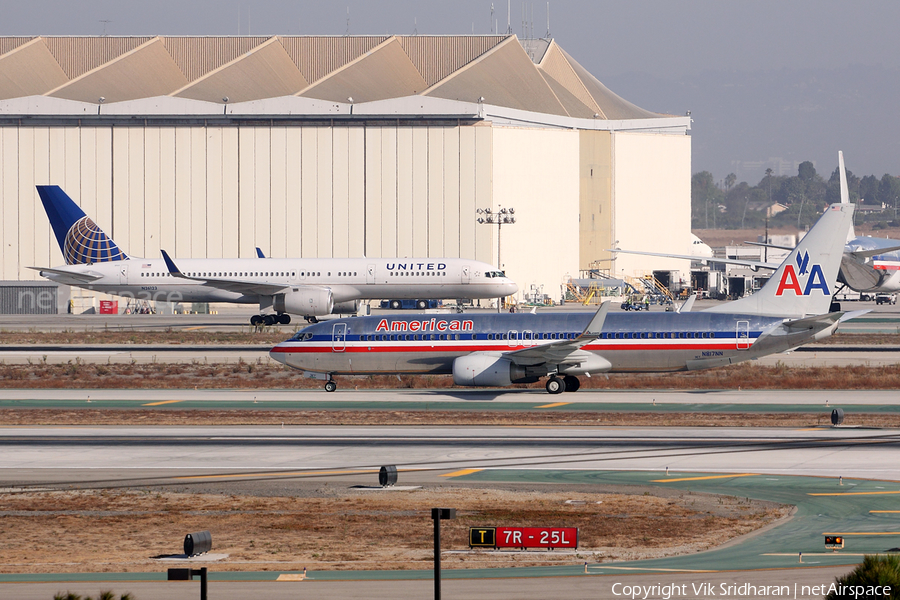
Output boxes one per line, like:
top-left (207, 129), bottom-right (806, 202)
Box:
top-left (4, 1), bottom-right (900, 180)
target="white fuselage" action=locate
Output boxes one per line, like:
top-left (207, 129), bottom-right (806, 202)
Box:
top-left (39, 256), bottom-right (518, 306)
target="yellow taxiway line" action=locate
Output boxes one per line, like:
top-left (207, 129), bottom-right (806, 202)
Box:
top-left (651, 473), bottom-right (758, 483)
top-left (441, 469), bottom-right (483, 478)
top-left (535, 402), bottom-right (570, 408)
top-left (821, 532), bottom-right (900, 536)
top-left (809, 490), bottom-right (900, 496)
top-left (142, 400), bottom-right (184, 406)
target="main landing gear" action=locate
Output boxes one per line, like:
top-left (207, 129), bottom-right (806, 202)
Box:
top-left (250, 313), bottom-right (291, 326)
top-left (545, 375), bottom-right (581, 394)
top-left (324, 380), bottom-right (337, 393)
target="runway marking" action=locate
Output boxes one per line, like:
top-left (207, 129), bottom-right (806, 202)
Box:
top-left (870, 510), bottom-right (900, 513)
top-left (142, 400), bottom-right (184, 406)
top-left (592, 566), bottom-right (718, 573)
top-left (763, 553), bottom-right (871, 556)
top-left (441, 469), bottom-right (483, 478)
top-left (183, 326), bottom-right (208, 331)
top-left (809, 491), bottom-right (900, 496)
top-left (276, 574), bottom-right (306, 581)
top-left (822, 532), bottom-right (900, 536)
top-left (651, 473), bottom-right (758, 483)
top-left (175, 468), bottom-right (376, 480)
top-left (535, 402), bottom-right (570, 408)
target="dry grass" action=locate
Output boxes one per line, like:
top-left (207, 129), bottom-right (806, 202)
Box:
top-left (0, 487), bottom-right (787, 574)
top-left (3, 360), bottom-right (900, 391)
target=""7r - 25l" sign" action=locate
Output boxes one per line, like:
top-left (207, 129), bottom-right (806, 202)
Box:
top-left (469, 527), bottom-right (578, 549)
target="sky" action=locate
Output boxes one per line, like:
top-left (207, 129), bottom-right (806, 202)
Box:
top-left (4, 0), bottom-right (900, 182)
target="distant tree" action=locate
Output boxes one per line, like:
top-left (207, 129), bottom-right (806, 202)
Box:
top-left (798, 161), bottom-right (816, 181)
top-left (724, 173), bottom-right (736, 191)
top-left (877, 174), bottom-right (900, 209)
top-left (691, 171), bottom-right (724, 229)
top-left (859, 174), bottom-right (879, 204)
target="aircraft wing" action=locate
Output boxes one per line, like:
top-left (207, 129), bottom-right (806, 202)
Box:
top-left (160, 249), bottom-right (290, 296)
top-left (607, 248), bottom-right (780, 271)
top-left (503, 302), bottom-right (610, 367)
top-left (848, 244), bottom-right (900, 259)
top-left (28, 266), bottom-right (103, 284)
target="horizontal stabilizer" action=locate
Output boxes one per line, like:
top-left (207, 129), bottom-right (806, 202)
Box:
top-left (28, 266), bottom-right (102, 283)
top-left (849, 244), bottom-right (900, 259)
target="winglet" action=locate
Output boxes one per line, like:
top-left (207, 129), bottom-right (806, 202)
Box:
top-left (256, 247), bottom-right (266, 259)
top-left (160, 249), bottom-right (186, 278)
top-left (838, 151), bottom-right (849, 204)
top-left (677, 293), bottom-right (697, 313)
top-left (581, 301), bottom-right (610, 337)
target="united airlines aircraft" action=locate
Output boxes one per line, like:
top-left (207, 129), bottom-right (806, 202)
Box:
top-left (32, 186), bottom-right (517, 325)
top-left (271, 203), bottom-right (859, 393)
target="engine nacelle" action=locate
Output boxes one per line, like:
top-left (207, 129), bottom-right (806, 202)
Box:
top-left (274, 288), bottom-right (334, 317)
top-left (332, 300), bottom-right (359, 314)
top-left (452, 352), bottom-right (534, 387)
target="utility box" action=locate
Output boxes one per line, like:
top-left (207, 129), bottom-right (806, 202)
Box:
top-left (99, 300), bottom-right (118, 314)
top-left (184, 531), bottom-right (212, 556)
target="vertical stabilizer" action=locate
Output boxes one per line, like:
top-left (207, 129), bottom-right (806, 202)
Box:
top-left (36, 186), bottom-right (127, 265)
top-left (706, 203), bottom-right (853, 317)
top-left (838, 150), bottom-right (856, 241)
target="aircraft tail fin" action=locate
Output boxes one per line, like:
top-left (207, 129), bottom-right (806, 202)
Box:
top-left (838, 151), bottom-right (856, 241)
top-left (706, 203), bottom-right (853, 317)
top-left (36, 186), bottom-right (127, 265)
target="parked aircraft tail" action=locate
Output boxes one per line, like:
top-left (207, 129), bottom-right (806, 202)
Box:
top-left (706, 203), bottom-right (853, 318)
top-left (36, 185), bottom-right (127, 265)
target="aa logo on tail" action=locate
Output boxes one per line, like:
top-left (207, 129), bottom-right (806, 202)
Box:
top-left (775, 251), bottom-right (829, 296)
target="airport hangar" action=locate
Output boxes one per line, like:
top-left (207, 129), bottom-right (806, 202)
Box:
top-left (0, 35), bottom-right (690, 310)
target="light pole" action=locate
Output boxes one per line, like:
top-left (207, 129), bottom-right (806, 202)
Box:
top-left (477, 206), bottom-right (516, 310)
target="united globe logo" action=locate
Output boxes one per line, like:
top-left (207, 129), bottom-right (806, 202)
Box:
top-left (63, 216), bottom-right (127, 265)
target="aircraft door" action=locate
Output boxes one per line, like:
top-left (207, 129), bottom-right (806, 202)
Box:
top-left (507, 330), bottom-right (518, 348)
top-left (522, 330), bottom-right (534, 347)
top-left (332, 323), bottom-right (347, 352)
top-left (366, 264), bottom-right (376, 284)
top-left (461, 265), bottom-right (472, 284)
top-left (736, 320), bottom-right (750, 350)
top-left (118, 264), bottom-right (128, 285)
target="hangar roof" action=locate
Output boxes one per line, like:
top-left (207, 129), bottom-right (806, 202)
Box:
top-left (0, 34), bottom-right (665, 121)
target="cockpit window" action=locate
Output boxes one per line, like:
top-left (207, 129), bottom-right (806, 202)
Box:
top-left (485, 270), bottom-right (505, 278)
top-left (291, 331), bottom-right (314, 341)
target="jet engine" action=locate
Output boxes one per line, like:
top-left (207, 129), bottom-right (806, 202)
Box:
top-left (331, 300), bottom-right (359, 314)
top-left (274, 288), bottom-right (334, 317)
top-left (452, 352), bottom-right (536, 387)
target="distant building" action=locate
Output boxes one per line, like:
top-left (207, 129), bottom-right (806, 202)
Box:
top-left (0, 35), bottom-right (691, 302)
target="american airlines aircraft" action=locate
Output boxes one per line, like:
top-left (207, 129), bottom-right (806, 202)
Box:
top-left (271, 202), bottom-right (858, 393)
top-left (33, 186), bottom-right (517, 325)
top-left (611, 152), bottom-right (900, 296)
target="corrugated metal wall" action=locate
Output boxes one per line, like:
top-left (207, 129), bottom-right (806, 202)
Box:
top-left (0, 283), bottom-right (59, 314)
top-left (0, 121), bottom-right (494, 280)
top-left (43, 37), bottom-right (152, 79)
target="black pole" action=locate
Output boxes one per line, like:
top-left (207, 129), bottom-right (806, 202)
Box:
top-left (434, 509), bottom-right (441, 600)
top-left (199, 567), bottom-right (207, 600)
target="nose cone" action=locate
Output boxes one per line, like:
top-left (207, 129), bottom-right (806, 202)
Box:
top-left (502, 279), bottom-right (518, 296)
top-left (269, 345), bottom-right (288, 365)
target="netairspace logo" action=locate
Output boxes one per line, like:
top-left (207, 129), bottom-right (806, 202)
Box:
top-left (609, 581), bottom-right (891, 599)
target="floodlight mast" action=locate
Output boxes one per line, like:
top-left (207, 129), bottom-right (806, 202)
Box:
top-left (476, 206), bottom-right (516, 310)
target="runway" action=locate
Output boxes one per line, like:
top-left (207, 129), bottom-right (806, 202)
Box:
top-left (3, 423), bottom-right (900, 486)
top-left (3, 396), bottom-right (900, 598)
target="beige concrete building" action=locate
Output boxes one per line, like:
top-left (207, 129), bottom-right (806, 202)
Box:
top-left (0, 35), bottom-right (691, 304)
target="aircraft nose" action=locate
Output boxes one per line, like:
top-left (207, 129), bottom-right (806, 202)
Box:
top-left (504, 280), bottom-right (518, 295)
top-left (268, 346), bottom-right (287, 365)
